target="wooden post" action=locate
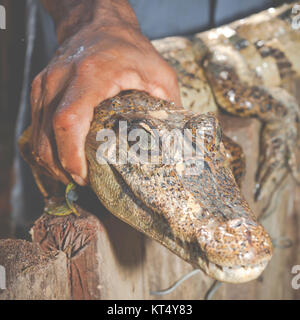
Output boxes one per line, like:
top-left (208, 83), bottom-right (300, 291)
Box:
top-left (0, 239), bottom-right (69, 300)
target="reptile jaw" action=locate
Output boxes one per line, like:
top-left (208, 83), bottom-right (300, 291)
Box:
top-left (200, 260), bottom-right (269, 284)
top-left (109, 164), bottom-right (272, 283)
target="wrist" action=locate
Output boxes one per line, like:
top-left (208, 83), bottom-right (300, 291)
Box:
top-left (42, 0), bottom-right (140, 44)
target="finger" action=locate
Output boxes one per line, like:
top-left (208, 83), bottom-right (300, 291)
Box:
top-left (31, 73), bottom-right (43, 111)
top-left (38, 92), bottom-right (72, 185)
top-left (53, 67), bottom-right (151, 185)
top-left (159, 67), bottom-right (182, 106)
top-left (116, 68), bottom-right (154, 95)
top-left (30, 72), bottom-right (45, 130)
top-left (30, 72), bottom-right (46, 162)
top-left (53, 77), bottom-right (119, 185)
top-left (118, 62), bottom-right (181, 106)
top-left (31, 65), bottom-right (70, 118)
top-left (148, 82), bottom-right (181, 106)
top-left (145, 61), bottom-right (182, 106)
top-left (43, 65), bottom-right (71, 107)
top-left (30, 66), bottom-right (73, 184)
top-left (32, 121), bottom-right (70, 185)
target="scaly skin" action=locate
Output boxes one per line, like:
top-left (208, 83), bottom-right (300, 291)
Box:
top-left (202, 46), bottom-right (300, 203)
top-left (85, 90), bottom-right (272, 283)
top-left (191, 3), bottom-right (300, 213)
top-left (152, 3), bottom-right (300, 216)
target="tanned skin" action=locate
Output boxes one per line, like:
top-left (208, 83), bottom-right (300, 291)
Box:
top-left (30, 0), bottom-right (181, 185)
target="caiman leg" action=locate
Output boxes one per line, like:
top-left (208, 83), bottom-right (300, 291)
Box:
top-left (222, 134), bottom-right (246, 189)
top-left (202, 48), bottom-right (300, 208)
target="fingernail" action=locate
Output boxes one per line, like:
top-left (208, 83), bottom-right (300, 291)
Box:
top-left (71, 174), bottom-right (87, 186)
top-left (151, 87), bottom-right (168, 101)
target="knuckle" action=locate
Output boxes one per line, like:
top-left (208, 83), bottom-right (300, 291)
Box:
top-left (31, 73), bottom-right (43, 89)
top-left (168, 67), bottom-right (178, 83)
top-left (31, 74), bottom-right (42, 98)
top-left (30, 73), bottom-right (44, 110)
top-left (127, 69), bottom-right (141, 79)
top-left (45, 68), bottom-right (58, 83)
top-left (120, 69), bottom-right (142, 84)
top-left (76, 56), bottom-right (96, 73)
top-left (53, 109), bottom-right (78, 132)
top-left (164, 66), bottom-right (180, 94)
top-left (60, 160), bottom-right (75, 174)
top-left (36, 148), bottom-right (46, 164)
top-left (32, 140), bottom-right (47, 165)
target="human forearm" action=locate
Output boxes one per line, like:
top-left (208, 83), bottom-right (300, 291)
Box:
top-left (40, 0), bottom-right (140, 43)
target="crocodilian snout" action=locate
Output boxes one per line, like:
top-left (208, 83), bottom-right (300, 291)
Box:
top-left (193, 213), bottom-right (273, 283)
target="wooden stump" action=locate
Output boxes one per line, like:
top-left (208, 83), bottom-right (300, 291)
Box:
top-left (0, 239), bottom-right (69, 300)
top-left (31, 208), bottom-right (102, 300)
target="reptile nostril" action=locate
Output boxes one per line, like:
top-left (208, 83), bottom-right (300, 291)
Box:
top-left (229, 218), bottom-right (244, 228)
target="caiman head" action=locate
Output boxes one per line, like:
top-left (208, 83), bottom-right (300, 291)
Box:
top-left (85, 90), bottom-right (273, 283)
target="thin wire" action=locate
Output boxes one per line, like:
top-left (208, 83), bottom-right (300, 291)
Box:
top-left (272, 236), bottom-right (293, 249)
top-left (204, 280), bottom-right (221, 300)
top-left (258, 175), bottom-right (293, 250)
top-left (258, 174), bottom-right (289, 222)
top-left (150, 269), bottom-right (201, 296)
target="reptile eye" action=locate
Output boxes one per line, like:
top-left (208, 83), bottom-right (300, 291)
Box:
top-left (128, 130), bottom-right (155, 151)
top-left (128, 120), bottom-right (159, 148)
top-left (127, 121), bottom-right (160, 158)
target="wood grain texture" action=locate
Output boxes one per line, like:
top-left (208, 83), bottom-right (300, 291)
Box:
top-left (0, 239), bottom-right (70, 300)
top-left (31, 207), bottom-right (102, 300)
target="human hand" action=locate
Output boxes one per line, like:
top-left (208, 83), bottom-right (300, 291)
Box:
top-left (30, 2), bottom-right (181, 186)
